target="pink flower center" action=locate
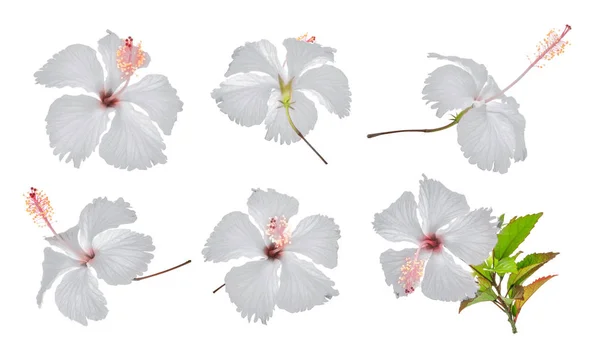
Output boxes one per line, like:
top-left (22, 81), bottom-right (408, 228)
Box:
top-left (264, 216), bottom-right (291, 260)
top-left (99, 90), bottom-right (120, 108)
top-left (421, 234), bottom-right (443, 253)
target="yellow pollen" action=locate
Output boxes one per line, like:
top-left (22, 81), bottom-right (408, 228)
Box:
top-left (116, 36), bottom-right (146, 78)
top-left (528, 26), bottom-right (571, 69)
top-left (297, 33), bottom-right (316, 43)
top-left (24, 187), bottom-right (54, 228)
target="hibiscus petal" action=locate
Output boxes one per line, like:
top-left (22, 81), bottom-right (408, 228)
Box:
top-left (55, 267), bottom-right (108, 325)
top-left (203, 212), bottom-right (267, 262)
top-left (428, 53), bottom-right (488, 93)
top-left (45, 226), bottom-right (86, 261)
top-left (478, 75), bottom-right (503, 102)
top-left (120, 74), bottom-right (183, 135)
top-left (373, 192), bottom-right (423, 244)
top-left (97, 30), bottom-right (151, 93)
top-left (224, 259), bottom-right (280, 324)
top-left (440, 208), bottom-right (497, 265)
top-left (277, 253), bottom-right (338, 313)
top-left (89, 229), bottom-right (155, 285)
top-left (457, 104), bottom-right (518, 174)
top-left (225, 40), bottom-right (282, 80)
top-left (283, 38), bottom-right (336, 79)
top-left (287, 215), bottom-right (340, 268)
top-left (99, 102), bottom-right (167, 170)
top-left (78, 197), bottom-right (137, 251)
top-left (418, 175), bottom-right (469, 234)
top-left (422, 64), bottom-right (477, 118)
top-left (34, 44), bottom-right (104, 94)
top-left (211, 73), bottom-right (277, 127)
top-left (264, 90), bottom-right (317, 144)
top-left (380, 248), bottom-right (430, 298)
top-left (37, 248), bottom-right (81, 307)
top-left (247, 188), bottom-right (299, 233)
top-left (421, 250), bottom-right (478, 302)
top-left (295, 65), bottom-right (351, 118)
top-left (503, 96), bottom-right (527, 162)
top-left (45, 95), bottom-right (110, 168)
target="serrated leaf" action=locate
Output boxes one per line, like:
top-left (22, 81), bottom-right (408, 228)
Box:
top-left (508, 252), bottom-right (559, 289)
top-left (494, 213), bottom-right (543, 260)
top-left (459, 288), bottom-right (497, 313)
top-left (495, 257), bottom-right (518, 274)
top-left (514, 275), bottom-right (557, 320)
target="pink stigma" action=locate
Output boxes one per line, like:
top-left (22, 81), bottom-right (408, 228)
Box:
top-left (116, 36), bottom-right (145, 79)
top-left (264, 216), bottom-right (291, 260)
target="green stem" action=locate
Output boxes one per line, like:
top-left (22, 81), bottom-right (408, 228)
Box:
top-left (285, 105), bottom-right (328, 165)
top-left (366, 107), bottom-right (471, 139)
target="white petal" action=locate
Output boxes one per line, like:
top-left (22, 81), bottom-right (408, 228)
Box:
top-left (247, 188), bottom-right (299, 232)
top-left (277, 253), bottom-right (338, 313)
top-left (203, 212), bottom-right (267, 262)
top-left (283, 38), bottom-right (335, 79)
top-left (287, 215), bottom-right (340, 268)
top-left (478, 75), bottom-right (503, 102)
top-left (421, 250), bottom-right (477, 302)
top-left (380, 248), bottom-right (430, 298)
top-left (457, 104), bottom-right (518, 174)
top-left (89, 229), bottom-right (155, 285)
top-left (99, 102), bottom-right (167, 170)
top-left (224, 259), bottom-right (280, 324)
top-left (422, 64), bottom-right (477, 118)
top-left (45, 226), bottom-right (87, 260)
top-left (265, 90), bottom-right (317, 144)
top-left (37, 248), bottom-right (81, 307)
top-left (78, 197), bottom-right (137, 252)
top-left (211, 73), bottom-right (277, 127)
top-left (503, 96), bottom-right (527, 162)
top-left (440, 208), bottom-right (497, 265)
top-left (45, 95), bottom-right (110, 168)
top-left (34, 44), bottom-right (104, 94)
top-left (120, 74), bottom-right (183, 135)
top-left (428, 53), bottom-right (488, 93)
top-left (55, 267), bottom-right (108, 325)
top-left (295, 65), bottom-right (351, 118)
top-left (373, 192), bottom-right (423, 244)
top-left (225, 40), bottom-right (282, 80)
top-left (418, 175), bottom-right (469, 234)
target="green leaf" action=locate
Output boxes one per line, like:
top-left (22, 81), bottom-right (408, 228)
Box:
top-left (494, 257), bottom-right (518, 275)
top-left (494, 213), bottom-right (543, 260)
top-left (514, 275), bottom-right (557, 320)
top-left (497, 214), bottom-right (505, 228)
top-left (459, 288), bottom-right (497, 313)
top-left (508, 252), bottom-right (559, 289)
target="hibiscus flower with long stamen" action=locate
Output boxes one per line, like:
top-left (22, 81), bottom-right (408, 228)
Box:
top-left (34, 30), bottom-right (184, 170)
top-left (212, 34), bottom-right (352, 165)
top-left (373, 175), bottom-right (498, 301)
top-left (203, 188), bottom-right (341, 324)
top-left (367, 25), bottom-right (571, 174)
top-left (27, 187), bottom-right (190, 325)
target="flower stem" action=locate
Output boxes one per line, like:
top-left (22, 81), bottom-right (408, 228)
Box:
top-left (133, 260), bottom-right (192, 281)
top-left (285, 105), bottom-right (328, 165)
top-left (213, 283), bottom-right (226, 294)
top-left (367, 107), bottom-right (471, 139)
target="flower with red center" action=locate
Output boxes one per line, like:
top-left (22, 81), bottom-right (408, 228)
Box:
top-left (27, 189), bottom-right (156, 325)
top-left (203, 188), bottom-right (341, 324)
top-left (373, 175), bottom-right (499, 301)
top-left (34, 30), bottom-right (184, 170)
top-left (211, 34), bottom-right (351, 164)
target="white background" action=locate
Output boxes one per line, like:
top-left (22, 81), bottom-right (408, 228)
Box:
top-left (0, 0), bottom-right (596, 353)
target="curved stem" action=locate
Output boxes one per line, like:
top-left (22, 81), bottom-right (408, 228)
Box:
top-left (213, 283), bottom-right (226, 294)
top-left (285, 105), bottom-right (328, 165)
top-left (367, 119), bottom-right (459, 139)
top-left (133, 260), bottom-right (192, 281)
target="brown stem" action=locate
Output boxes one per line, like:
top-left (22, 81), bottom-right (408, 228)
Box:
top-left (367, 119), bottom-right (459, 139)
top-left (213, 283), bottom-right (226, 294)
top-left (133, 260), bottom-right (192, 281)
top-left (285, 106), bottom-right (328, 165)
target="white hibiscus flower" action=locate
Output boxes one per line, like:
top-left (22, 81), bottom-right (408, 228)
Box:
top-left (27, 188), bottom-right (189, 325)
top-left (373, 176), bottom-right (498, 301)
top-left (367, 25), bottom-right (571, 174)
top-left (211, 34), bottom-right (352, 164)
top-left (34, 30), bottom-right (184, 170)
top-left (203, 188), bottom-right (340, 324)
